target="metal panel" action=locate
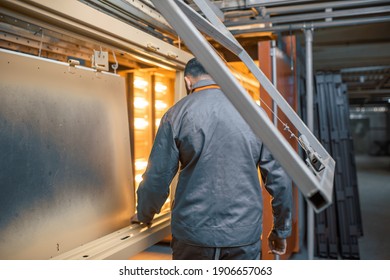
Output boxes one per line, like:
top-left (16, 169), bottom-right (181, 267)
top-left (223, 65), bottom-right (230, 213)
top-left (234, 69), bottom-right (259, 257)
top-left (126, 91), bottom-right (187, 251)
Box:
top-left (0, 49), bottom-right (133, 259)
top-left (151, 0), bottom-right (335, 213)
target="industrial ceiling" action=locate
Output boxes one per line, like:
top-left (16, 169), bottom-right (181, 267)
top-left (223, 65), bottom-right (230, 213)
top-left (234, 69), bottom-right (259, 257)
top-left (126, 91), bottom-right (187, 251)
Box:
top-left (79, 0), bottom-right (390, 105)
top-left (1, 0), bottom-right (389, 104)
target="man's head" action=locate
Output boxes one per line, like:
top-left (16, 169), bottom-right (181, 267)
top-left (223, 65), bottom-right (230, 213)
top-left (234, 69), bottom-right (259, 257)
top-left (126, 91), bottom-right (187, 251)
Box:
top-left (184, 58), bottom-right (212, 94)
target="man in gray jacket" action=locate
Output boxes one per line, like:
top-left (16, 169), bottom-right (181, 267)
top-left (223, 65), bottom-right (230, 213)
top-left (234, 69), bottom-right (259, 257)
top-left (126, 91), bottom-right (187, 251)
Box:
top-left (132, 58), bottom-right (292, 260)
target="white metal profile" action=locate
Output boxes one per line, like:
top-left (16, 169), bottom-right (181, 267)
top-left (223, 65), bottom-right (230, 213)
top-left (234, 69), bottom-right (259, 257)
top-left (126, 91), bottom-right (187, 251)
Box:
top-left (150, 0), bottom-right (335, 213)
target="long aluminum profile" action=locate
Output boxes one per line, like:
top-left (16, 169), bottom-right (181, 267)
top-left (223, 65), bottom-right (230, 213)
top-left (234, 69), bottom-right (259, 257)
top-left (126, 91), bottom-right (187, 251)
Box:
top-left (52, 213), bottom-right (171, 260)
top-left (188, 0), bottom-right (334, 166)
top-left (189, 0), bottom-right (330, 158)
top-left (176, 2), bottom-right (242, 55)
top-left (151, 0), bottom-right (335, 213)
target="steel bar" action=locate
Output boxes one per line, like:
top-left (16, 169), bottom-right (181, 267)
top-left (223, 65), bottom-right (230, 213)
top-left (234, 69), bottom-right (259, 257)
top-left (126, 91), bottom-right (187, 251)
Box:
top-left (225, 5), bottom-right (390, 26)
top-left (305, 29), bottom-right (314, 132)
top-left (304, 27), bottom-right (315, 260)
top-left (245, 0), bottom-right (314, 6)
top-left (230, 15), bottom-right (390, 34)
top-left (341, 66), bottom-right (390, 73)
top-left (176, 1), bottom-right (243, 55)
top-left (263, 0), bottom-right (389, 16)
top-left (209, 0), bottom-right (314, 10)
top-left (271, 40), bottom-right (278, 126)
top-left (212, 0), bottom-right (388, 11)
top-left (203, 0), bottom-right (225, 21)
top-left (191, 0), bottom-right (332, 160)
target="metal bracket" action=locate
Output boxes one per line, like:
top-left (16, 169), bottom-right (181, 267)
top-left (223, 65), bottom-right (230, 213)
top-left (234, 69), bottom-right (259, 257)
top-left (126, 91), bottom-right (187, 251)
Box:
top-left (67, 59), bottom-right (80, 74)
top-left (92, 50), bottom-right (109, 71)
top-left (150, 0), bottom-right (335, 213)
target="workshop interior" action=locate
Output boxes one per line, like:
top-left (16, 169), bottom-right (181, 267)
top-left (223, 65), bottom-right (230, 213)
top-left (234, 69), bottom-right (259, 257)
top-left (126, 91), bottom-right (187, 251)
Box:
top-left (0, 0), bottom-right (389, 260)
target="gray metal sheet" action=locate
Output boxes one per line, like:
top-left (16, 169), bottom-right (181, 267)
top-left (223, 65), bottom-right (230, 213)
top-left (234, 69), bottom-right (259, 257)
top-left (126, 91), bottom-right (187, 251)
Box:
top-left (0, 49), bottom-right (133, 259)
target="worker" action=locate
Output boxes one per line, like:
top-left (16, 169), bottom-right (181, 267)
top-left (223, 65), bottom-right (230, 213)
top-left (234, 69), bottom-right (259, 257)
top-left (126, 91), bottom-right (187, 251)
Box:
top-left (131, 58), bottom-right (292, 260)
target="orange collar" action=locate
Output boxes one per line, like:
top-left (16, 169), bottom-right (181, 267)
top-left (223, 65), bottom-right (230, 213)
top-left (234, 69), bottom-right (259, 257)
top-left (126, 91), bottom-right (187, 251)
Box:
top-left (191, 84), bottom-right (221, 94)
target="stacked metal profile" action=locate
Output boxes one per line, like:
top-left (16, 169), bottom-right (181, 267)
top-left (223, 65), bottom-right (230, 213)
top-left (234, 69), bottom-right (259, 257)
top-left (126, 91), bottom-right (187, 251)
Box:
top-left (313, 72), bottom-right (363, 259)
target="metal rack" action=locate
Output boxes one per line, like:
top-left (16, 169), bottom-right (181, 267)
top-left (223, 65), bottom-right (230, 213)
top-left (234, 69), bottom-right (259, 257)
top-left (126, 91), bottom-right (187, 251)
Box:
top-left (314, 72), bottom-right (363, 259)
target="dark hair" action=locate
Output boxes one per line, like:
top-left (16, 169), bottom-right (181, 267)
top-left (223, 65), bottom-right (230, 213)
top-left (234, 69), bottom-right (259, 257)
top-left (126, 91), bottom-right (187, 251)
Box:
top-left (184, 58), bottom-right (209, 78)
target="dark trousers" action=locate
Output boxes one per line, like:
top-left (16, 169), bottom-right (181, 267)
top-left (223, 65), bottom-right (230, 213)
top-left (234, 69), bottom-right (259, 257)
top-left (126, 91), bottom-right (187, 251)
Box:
top-left (171, 237), bottom-right (261, 260)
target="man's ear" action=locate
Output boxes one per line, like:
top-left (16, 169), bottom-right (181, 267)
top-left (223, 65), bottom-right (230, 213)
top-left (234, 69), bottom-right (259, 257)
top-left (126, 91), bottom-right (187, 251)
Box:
top-left (184, 76), bottom-right (192, 91)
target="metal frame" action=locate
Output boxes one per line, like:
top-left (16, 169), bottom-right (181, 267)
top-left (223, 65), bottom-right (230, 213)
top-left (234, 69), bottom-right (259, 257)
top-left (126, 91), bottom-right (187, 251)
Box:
top-left (304, 27), bottom-right (315, 260)
top-left (151, 0), bottom-right (335, 213)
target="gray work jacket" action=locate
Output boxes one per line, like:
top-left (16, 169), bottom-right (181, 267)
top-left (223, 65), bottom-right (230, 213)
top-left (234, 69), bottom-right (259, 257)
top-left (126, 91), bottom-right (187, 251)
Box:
top-left (137, 79), bottom-right (292, 247)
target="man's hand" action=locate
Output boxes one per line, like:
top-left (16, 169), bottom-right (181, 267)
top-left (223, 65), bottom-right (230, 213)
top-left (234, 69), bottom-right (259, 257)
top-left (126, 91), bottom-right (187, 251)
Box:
top-left (130, 213), bottom-right (152, 227)
top-left (268, 231), bottom-right (287, 255)
top-left (130, 213), bottom-right (141, 224)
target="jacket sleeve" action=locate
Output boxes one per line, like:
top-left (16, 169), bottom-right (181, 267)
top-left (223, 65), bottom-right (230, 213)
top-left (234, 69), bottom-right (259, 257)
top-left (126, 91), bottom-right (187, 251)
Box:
top-left (259, 144), bottom-right (293, 239)
top-left (136, 116), bottom-right (179, 223)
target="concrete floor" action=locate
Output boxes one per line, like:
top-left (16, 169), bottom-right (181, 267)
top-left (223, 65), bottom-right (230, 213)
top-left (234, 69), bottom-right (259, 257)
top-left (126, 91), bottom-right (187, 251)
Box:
top-left (355, 155), bottom-right (390, 260)
top-left (131, 155), bottom-right (390, 260)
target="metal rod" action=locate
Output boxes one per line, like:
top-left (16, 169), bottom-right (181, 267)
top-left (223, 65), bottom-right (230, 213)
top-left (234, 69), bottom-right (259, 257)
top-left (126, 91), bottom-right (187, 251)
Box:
top-left (305, 29), bottom-right (314, 131)
top-left (213, 0), bottom-right (388, 11)
top-left (210, 0), bottom-right (314, 10)
top-left (340, 65), bottom-right (390, 73)
top-left (264, 0), bottom-right (389, 15)
top-left (271, 40), bottom-right (278, 126)
top-left (304, 28), bottom-right (315, 260)
top-left (226, 5), bottom-right (390, 26)
top-left (230, 15), bottom-right (390, 34)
